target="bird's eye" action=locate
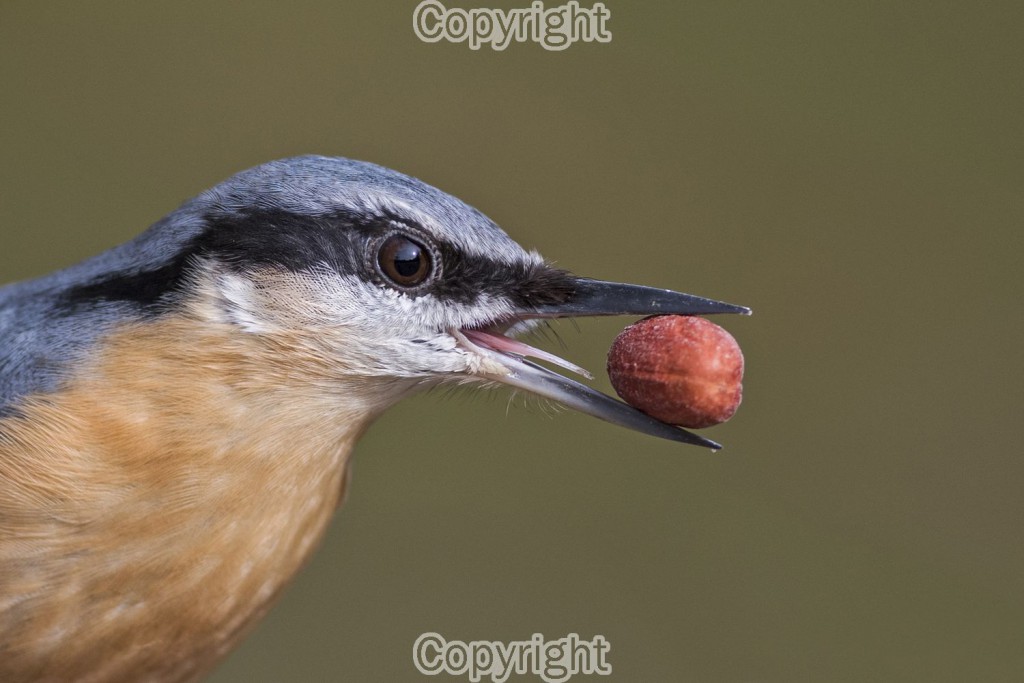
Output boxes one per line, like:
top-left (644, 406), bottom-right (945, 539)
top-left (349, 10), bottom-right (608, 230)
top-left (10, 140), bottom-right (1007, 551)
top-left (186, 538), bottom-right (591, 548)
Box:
top-left (377, 234), bottom-right (432, 288)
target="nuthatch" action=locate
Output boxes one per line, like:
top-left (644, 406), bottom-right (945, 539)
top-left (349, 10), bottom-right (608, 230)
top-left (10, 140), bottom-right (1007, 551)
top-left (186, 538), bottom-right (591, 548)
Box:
top-left (0, 156), bottom-right (748, 682)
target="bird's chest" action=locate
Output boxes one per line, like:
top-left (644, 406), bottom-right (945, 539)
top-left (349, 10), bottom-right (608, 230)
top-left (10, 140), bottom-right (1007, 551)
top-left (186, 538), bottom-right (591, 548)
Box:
top-left (0, 319), bottom-right (367, 682)
top-left (2, 431), bottom-right (351, 683)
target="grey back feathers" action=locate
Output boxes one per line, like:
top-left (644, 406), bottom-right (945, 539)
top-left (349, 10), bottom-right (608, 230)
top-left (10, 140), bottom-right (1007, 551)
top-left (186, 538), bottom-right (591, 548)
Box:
top-left (0, 156), bottom-right (543, 413)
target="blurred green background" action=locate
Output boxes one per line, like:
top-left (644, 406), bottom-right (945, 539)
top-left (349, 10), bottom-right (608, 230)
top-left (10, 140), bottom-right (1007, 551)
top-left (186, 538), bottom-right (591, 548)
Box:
top-left (1, 2), bottom-right (1021, 681)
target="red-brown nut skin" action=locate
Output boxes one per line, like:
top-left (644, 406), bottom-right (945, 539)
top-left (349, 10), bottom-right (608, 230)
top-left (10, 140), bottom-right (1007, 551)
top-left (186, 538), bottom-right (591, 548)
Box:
top-left (607, 315), bottom-right (744, 429)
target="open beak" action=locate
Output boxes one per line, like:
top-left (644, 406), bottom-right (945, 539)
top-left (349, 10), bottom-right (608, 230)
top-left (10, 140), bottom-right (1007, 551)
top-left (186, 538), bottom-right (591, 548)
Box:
top-left (458, 277), bottom-right (751, 450)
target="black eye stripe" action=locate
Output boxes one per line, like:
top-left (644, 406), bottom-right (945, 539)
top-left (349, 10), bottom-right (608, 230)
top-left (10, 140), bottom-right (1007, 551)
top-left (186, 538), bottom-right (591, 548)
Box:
top-left (57, 209), bottom-right (576, 313)
top-left (425, 240), bottom-right (575, 308)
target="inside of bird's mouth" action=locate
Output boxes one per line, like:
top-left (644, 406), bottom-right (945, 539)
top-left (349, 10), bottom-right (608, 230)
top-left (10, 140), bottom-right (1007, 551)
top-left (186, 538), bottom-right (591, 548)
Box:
top-left (456, 322), bottom-right (593, 379)
top-left (452, 317), bottom-right (722, 449)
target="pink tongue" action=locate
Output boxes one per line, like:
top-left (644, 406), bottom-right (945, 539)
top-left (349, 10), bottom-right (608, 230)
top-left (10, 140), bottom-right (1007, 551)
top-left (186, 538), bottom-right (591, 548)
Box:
top-left (462, 328), bottom-right (593, 379)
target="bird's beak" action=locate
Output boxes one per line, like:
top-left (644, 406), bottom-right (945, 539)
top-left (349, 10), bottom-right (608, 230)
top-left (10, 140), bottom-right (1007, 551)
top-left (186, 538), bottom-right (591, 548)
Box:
top-left (456, 278), bottom-right (750, 450)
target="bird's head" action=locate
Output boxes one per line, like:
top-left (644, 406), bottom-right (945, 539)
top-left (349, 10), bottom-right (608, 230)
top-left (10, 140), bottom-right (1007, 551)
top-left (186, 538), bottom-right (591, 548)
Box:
top-left (68, 156), bottom-right (747, 448)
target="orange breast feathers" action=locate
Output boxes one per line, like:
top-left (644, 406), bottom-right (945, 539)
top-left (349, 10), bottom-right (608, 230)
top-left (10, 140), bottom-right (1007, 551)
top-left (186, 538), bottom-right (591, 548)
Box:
top-left (0, 313), bottom-right (373, 683)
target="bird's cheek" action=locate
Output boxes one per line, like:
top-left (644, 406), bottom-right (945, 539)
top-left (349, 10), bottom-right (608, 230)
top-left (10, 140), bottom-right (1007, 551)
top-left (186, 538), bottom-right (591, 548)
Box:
top-left (466, 353), bottom-right (509, 378)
